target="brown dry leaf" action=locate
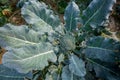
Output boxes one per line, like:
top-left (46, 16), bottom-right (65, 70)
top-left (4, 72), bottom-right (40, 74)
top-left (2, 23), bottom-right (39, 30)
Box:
top-left (9, 10), bottom-right (26, 25)
top-left (108, 15), bottom-right (120, 32)
top-left (2, 9), bottom-right (12, 17)
top-left (0, 48), bottom-right (6, 64)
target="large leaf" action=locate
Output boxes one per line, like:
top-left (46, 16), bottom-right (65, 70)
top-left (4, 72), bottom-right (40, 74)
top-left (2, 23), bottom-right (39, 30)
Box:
top-left (2, 42), bottom-right (57, 73)
top-left (86, 61), bottom-right (120, 80)
top-left (81, 0), bottom-right (116, 29)
top-left (21, 0), bottom-right (60, 28)
top-left (69, 54), bottom-right (86, 77)
top-left (93, 64), bottom-right (120, 80)
top-left (64, 1), bottom-right (80, 32)
top-left (0, 24), bottom-right (42, 48)
top-left (0, 64), bottom-right (32, 80)
top-left (31, 21), bottom-right (54, 35)
top-left (84, 36), bottom-right (120, 63)
top-left (84, 36), bottom-right (120, 79)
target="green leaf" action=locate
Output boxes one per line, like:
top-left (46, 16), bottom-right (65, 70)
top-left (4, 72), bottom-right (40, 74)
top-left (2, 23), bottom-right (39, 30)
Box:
top-left (0, 24), bottom-right (42, 48)
top-left (2, 42), bottom-right (57, 73)
top-left (58, 54), bottom-right (64, 63)
top-left (62, 66), bottom-right (73, 80)
top-left (0, 64), bottom-right (32, 80)
top-left (86, 61), bottom-right (120, 80)
top-left (60, 33), bottom-right (75, 50)
top-left (82, 0), bottom-right (116, 29)
top-left (93, 64), bottom-right (120, 80)
top-left (62, 66), bottom-right (85, 80)
top-left (69, 54), bottom-right (86, 77)
top-left (31, 21), bottom-right (54, 35)
top-left (0, 0), bottom-right (59, 75)
top-left (64, 1), bottom-right (80, 32)
top-left (85, 36), bottom-right (120, 63)
top-left (85, 36), bottom-right (120, 79)
top-left (21, 0), bottom-right (60, 28)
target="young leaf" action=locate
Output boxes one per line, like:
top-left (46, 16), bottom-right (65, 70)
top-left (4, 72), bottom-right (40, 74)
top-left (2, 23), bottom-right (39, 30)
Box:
top-left (69, 54), bottom-right (86, 77)
top-left (82, 0), bottom-right (116, 29)
top-left (60, 33), bottom-right (75, 50)
top-left (58, 54), bottom-right (64, 63)
top-left (21, 0), bottom-right (60, 28)
top-left (64, 1), bottom-right (80, 32)
top-left (0, 64), bottom-right (32, 80)
top-left (2, 42), bottom-right (57, 73)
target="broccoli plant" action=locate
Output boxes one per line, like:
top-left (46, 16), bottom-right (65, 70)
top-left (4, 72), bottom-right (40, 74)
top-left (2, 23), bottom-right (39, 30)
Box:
top-left (0, 0), bottom-right (120, 80)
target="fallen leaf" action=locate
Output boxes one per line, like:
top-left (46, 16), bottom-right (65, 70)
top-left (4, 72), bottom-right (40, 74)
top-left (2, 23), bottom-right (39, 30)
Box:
top-left (0, 47), bottom-right (6, 64)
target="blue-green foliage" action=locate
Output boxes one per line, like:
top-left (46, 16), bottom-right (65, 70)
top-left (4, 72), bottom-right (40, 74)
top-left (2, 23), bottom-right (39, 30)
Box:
top-left (81, 0), bottom-right (116, 30)
top-left (0, 64), bottom-right (32, 80)
top-left (0, 0), bottom-right (119, 80)
top-left (64, 1), bottom-right (80, 32)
